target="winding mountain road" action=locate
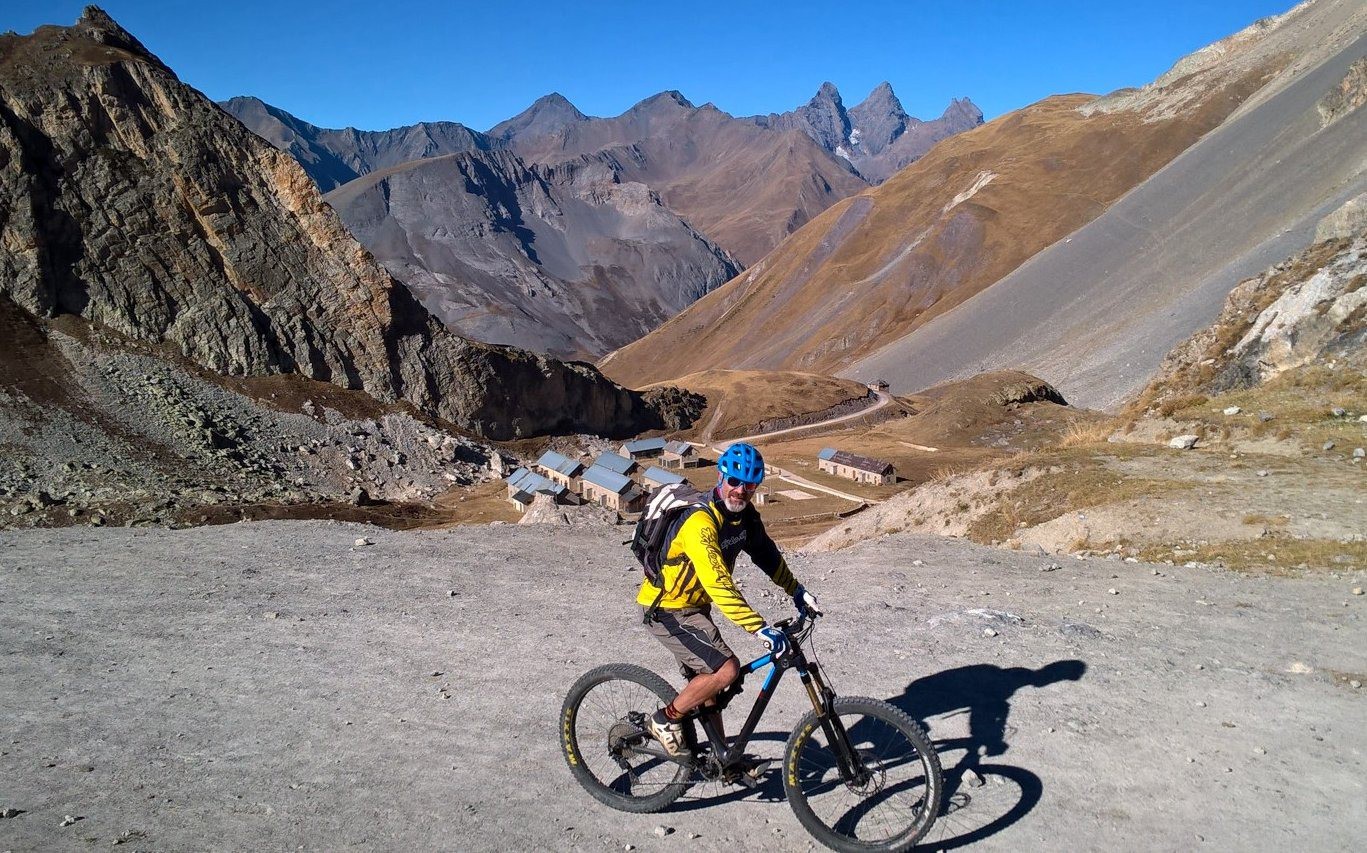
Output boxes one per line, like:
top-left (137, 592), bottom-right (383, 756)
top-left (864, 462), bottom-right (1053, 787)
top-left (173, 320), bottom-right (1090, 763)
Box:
top-left (703, 390), bottom-right (894, 503)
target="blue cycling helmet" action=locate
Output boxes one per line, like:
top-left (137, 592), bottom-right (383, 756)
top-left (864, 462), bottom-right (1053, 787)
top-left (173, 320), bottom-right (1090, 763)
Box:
top-left (717, 442), bottom-right (765, 485)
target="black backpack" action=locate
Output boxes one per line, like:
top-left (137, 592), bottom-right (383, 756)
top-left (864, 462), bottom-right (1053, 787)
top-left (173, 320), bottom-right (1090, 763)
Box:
top-left (629, 482), bottom-right (711, 622)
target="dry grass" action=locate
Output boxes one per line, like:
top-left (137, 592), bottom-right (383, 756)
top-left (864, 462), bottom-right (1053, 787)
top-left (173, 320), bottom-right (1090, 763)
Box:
top-left (1138, 537), bottom-right (1366, 575)
top-left (603, 63), bottom-right (1276, 387)
top-left (1152, 364), bottom-right (1367, 452)
top-left (424, 479), bottom-right (521, 527)
top-left (966, 457), bottom-right (1197, 544)
top-left (639, 368), bottom-right (873, 440)
top-left (1057, 417), bottom-right (1121, 448)
top-left (1241, 513), bottom-right (1289, 527)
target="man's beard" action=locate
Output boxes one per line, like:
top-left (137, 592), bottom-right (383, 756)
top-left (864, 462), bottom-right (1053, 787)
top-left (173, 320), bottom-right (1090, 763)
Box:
top-left (722, 495), bottom-right (747, 512)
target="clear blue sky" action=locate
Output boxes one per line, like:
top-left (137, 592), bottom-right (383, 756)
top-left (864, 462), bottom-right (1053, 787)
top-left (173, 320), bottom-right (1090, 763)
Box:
top-left (6, 1), bottom-right (1297, 132)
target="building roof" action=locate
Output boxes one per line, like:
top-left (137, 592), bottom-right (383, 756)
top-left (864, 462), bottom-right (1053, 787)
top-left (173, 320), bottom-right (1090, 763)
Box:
top-left (535, 449), bottom-right (583, 477)
top-left (817, 448), bottom-right (895, 475)
top-left (642, 466), bottom-right (685, 486)
top-left (593, 452), bottom-right (636, 475)
top-left (622, 437), bottom-right (668, 455)
top-left (506, 467), bottom-right (567, 498)
top-left (663, 440), bottom-right (694, 455)
top-left (582, 464), bottom-right (634, 494)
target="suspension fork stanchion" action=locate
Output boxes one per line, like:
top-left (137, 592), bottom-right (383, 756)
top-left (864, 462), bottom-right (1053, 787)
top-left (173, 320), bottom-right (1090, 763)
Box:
top-left (799, 658), bottom-right (867, 784)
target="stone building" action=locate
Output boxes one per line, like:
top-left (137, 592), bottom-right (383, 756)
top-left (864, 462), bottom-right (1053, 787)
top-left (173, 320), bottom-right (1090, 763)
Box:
top-left (660, 440), bottom-right (701, 468)
top-left (817, 447), bottom-right (896, 485)
top-left (620, 437), bottom-right (668, 461)
top-left (581, 464), bottom-right (647, 513)
top-left (505, 467), bottom-right (569, 512)
top-left (534, 450), bottom-right (585, 497)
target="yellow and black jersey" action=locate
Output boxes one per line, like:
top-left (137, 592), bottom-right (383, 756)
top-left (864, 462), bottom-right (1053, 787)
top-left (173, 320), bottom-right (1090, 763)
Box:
top-left (636, 492), bottom-right (798, 633)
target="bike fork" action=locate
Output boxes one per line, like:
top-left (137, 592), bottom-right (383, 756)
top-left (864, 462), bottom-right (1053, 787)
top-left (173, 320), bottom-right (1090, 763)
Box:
top-left (800, 665), bottom-right (867, 785)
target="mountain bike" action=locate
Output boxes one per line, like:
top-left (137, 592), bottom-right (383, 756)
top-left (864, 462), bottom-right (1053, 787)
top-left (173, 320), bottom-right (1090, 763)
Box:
top-left (560, 613), bottom-right (943, 851)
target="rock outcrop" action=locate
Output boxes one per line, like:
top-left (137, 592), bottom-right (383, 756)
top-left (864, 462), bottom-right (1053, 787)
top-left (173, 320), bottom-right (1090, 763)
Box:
top-left (1138, 219), bottom-right (1367, 408)
top-left (0, 8), bottom-right (694, 439)
top-left (0, 298), bottom-right (502, 528)
top-left (323, 146), bottom-right (739, 359)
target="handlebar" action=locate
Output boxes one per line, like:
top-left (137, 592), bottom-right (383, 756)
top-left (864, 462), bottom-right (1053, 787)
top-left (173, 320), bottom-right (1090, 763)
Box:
top-left (774, 609), bottom-right (820, 642)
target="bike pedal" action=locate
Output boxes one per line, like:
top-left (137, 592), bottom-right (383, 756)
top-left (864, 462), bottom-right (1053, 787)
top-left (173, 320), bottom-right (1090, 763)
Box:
top-left (724, 758), bottom-right (772, 788)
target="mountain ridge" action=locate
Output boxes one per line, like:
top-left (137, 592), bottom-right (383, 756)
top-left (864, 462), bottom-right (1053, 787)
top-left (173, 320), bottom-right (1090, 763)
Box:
top-left (322, 145), bottom-right (741, 359)
top-left (601, 0), bottom-right (1362, 398)
top-left (0, 7), bottom-right (690, 440)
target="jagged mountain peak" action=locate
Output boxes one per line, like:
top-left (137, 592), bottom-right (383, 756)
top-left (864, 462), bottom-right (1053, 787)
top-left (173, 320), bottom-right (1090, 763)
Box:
top-left (814, 81), bottom-right (843, 103)
top-left (488, 91), bottom-right (588, 142)
top-left (941, 97), bottom-right (984, 123)
top-left (848, 83), bottom-right (910, 157)
top-left (631, 90), bottom-right (696, 112)
top-left (75, 4), bottom-right (150, 54)
top-left (851, 82), bottom-right (906, 119)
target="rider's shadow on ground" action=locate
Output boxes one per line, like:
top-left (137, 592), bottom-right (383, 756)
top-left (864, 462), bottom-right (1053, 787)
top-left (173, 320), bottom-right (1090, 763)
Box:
top-left (882, 660), bottom-right (1086, 844)
top-left (891, 660), bottom-right (1087, 774)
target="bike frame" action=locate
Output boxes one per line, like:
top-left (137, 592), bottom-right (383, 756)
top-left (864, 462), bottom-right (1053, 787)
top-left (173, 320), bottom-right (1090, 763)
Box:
top-left (684, 619), bottom-right (867, 783)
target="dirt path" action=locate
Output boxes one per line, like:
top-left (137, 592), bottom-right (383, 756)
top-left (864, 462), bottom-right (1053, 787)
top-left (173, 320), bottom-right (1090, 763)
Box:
top-left (2, 522), bottom-right (1363, 850)
top-left (706, 391), bottom-right (892, 504)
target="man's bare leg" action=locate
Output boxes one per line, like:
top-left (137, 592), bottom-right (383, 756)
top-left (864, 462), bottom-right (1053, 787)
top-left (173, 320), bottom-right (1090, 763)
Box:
top-left (670, 657), bottom-right (739, 715)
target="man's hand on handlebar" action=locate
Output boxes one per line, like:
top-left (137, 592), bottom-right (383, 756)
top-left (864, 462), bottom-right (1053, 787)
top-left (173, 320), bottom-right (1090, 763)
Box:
top-left (794, 584), bottom-right (823, 618)
top-left (757, 624), bottom-right (789, 658)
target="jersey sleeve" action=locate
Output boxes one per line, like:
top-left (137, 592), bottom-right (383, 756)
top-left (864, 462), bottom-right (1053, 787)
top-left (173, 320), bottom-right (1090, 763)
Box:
top-left (744, 509), bottom-right (799, 595)
top-left (675, 509), bottom-right (766, 633)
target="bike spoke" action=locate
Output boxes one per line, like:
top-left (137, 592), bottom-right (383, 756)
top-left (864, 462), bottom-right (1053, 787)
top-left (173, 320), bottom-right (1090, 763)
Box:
top-left (569, 675), bottom-right (684, 800)
top-left (788, 702), bottom-right (940, 847)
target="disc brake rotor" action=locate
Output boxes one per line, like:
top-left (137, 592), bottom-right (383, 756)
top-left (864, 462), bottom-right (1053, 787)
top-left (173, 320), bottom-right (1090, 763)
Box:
top-left (846, 749), bottom-right (888, 795)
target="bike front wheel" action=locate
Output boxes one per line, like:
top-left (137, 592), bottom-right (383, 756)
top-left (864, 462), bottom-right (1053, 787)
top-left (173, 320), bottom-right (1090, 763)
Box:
top-left (784, 696), bottom-right (942, 852)
top-left (560, 663), bottom-right (690, 813)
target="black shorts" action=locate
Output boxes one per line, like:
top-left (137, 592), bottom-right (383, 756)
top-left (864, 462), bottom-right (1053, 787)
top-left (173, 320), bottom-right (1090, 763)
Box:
top-left (645, 605), bottom-right (736, 675)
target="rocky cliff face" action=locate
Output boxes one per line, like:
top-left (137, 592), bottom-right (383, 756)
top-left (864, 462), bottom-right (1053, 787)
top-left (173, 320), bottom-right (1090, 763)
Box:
top-left (1139, 210), bottom-right (1367, 408)
top-left (750, 82), bottom-right (984, 183)
top-left (0, 8), bottom-right (691, 439)
top-left (221, 95), bottom-right (494, 192)
top-left (324, 147), bottom-right (739, 359)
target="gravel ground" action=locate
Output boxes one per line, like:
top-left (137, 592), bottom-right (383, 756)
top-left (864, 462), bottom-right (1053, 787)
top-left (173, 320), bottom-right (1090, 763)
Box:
top-left (1, 522), bottom-right (1363, 851)
top-left (0, 328), bottom-right (501, 529)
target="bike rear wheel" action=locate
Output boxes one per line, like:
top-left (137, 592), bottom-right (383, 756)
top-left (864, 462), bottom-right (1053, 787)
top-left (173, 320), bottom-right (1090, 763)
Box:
top-left (560, 663), bottom-right (690, 813)
top-left (784, 696), bottom-right (942, 852)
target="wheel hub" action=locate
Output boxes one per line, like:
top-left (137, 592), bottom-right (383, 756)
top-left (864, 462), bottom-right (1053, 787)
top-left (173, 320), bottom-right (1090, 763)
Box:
top-left (607, 713), bottom-right (647, 758)
top-left (845, 750), bottom-right (887, 795)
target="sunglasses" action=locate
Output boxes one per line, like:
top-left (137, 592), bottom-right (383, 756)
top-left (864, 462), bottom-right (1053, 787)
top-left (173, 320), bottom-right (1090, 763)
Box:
top-left (724, 476), bottom-right (759, 492)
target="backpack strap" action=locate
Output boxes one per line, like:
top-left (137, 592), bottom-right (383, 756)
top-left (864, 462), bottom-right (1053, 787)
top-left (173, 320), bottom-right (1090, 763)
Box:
top-left (641, 500), bottom-right (712, 625)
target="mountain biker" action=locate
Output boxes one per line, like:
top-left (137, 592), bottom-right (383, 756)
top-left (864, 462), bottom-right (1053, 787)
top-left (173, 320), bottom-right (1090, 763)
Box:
top-left (640, 441), bottom-right (821, 760)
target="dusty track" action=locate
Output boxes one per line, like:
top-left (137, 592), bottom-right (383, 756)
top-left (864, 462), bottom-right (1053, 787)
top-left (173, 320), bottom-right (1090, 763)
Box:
top-left (2, 522), bottom-right (1363, 850)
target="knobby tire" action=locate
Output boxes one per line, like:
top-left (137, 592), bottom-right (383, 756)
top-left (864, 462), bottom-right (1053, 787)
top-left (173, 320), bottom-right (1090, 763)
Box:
top-left (783, 696), bottom-right (942, 852)
top-left (560, 663), bottom-right (690, 813)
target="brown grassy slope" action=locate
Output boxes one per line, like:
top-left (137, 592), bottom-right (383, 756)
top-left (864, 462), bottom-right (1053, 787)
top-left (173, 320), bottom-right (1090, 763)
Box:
top-left (601, 67), bottom-right (1278, 388)
top-left (641, 369), bottom-right (872, 440)
top-left (645, 127), bottom-right (870, 265)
